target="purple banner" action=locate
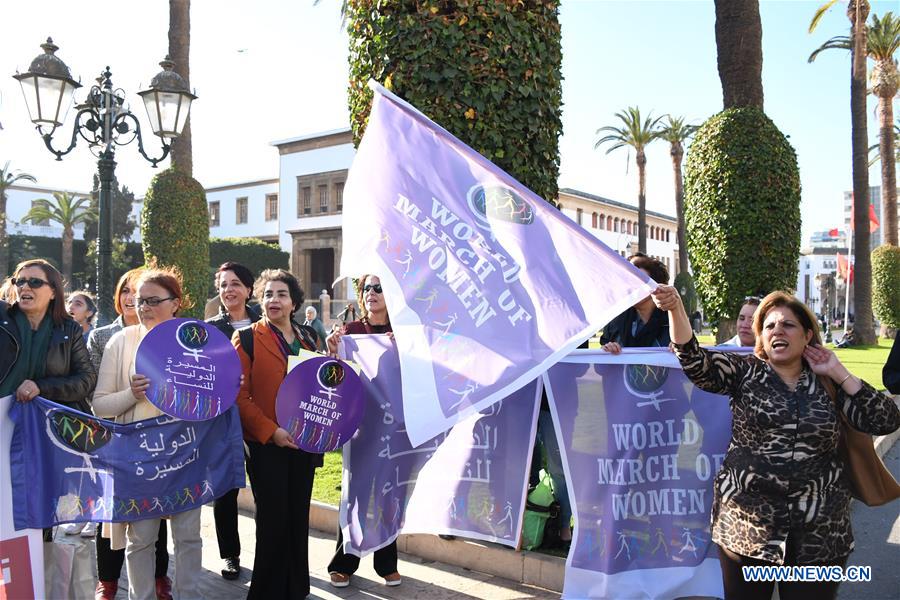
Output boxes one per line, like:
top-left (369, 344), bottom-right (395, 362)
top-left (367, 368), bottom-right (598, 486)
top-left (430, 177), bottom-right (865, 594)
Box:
top-left (339, 335), bottom-right (539, 556)
top-left (339, 81), bottom-right (655, 446)
top-left (8, 397), bottom-right (245, 529)
top-left (276, 356), bottom-right (365, 453)
top-left (135, 318), bottom-right (241, 421)
top-left (544, 349), bottom-right (738, 599)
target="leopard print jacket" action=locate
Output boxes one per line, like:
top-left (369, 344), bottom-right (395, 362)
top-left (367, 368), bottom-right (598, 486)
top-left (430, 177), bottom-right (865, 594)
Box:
top-left (674, 336), bottom-right (900, 564)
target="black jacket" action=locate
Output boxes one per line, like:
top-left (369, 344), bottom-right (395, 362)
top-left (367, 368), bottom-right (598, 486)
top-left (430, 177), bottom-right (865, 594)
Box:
top-left (0, 301), bottom-right (96, 413)
top-left (884, 330), bottom-right (900, 395)
top-left (599, 305), bottom-right (671, 348)
top-left (205, 303), bottom-right (262, 340)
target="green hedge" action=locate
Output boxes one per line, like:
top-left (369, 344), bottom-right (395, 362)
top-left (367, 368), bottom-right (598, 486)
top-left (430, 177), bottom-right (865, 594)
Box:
top-left (872, 244), bottom-right (900, 329)
top-left (684, 107), bottom-right (801, 329)
top-left (674, 271), bottom-right (698, 316)
top-left (142, 168), bottom-right (210, 319)
top-left (346, 0), bottom-right (563, 203)
top-left (7, 235), bottom-right (88, 289)
top-left (208, 237), bottom-right (289, 293)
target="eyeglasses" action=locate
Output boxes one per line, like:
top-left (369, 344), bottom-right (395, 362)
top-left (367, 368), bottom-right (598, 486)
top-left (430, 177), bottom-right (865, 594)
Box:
top-left (363, 284), bottom-right (383, 294)
top-left (12, 277), bottom-right (49, 289)
top-left (743, 296), bottom-right (761, 305)
top-left (135, 296), bottom-right (175, 307)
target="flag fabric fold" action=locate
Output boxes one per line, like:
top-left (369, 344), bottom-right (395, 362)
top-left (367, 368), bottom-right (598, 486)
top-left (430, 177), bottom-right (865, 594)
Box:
top-left (339, 335), bottom-right (539, 557)
top-left (339, 80), bottom-right (655, 446)
top-left (8, 397), bottom-right (245, 530)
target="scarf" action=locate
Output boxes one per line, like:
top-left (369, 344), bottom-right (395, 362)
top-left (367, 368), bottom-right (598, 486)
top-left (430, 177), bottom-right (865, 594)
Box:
top-left (1, 311), bottom-right (53, 396)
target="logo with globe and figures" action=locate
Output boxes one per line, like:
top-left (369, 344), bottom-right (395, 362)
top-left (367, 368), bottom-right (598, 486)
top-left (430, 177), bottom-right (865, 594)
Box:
top-left (467, 184), bottom-right (535, 229)
top-left (623, 364), bottom-right (674, 411)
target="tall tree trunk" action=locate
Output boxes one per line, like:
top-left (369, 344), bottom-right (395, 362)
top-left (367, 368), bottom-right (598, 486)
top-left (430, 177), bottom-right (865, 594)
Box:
top-left (671, 143), bottom-right (689, 274)
top-left (637, 151), bottom-right (647, 253)
top-left (169, 0), bottom-right (192, 176)
top-left (62, 228), bottom-right (73, 291)
top-left (714, 0), bottom-right (764, 109)
top-left (0, 192), bottom-right (8, 279)
top-left (849, 0), bottom-right (875, 343)
top-left (877, 94), bottom-right (897, 246)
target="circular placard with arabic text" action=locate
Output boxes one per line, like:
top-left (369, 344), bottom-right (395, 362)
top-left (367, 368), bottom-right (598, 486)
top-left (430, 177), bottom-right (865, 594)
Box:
top-left (275, 356), bottom-right (365, 453)
top-left (135, 318), bottom-right (241, 421)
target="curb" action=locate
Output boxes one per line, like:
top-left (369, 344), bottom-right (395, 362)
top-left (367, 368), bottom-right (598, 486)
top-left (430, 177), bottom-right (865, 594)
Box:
top-left (236, 490), bottom-right (565, 592)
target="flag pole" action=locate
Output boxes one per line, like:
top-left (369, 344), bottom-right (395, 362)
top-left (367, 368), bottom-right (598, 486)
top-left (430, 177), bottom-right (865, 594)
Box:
top-left (843, 225), bottom-right (852, 337)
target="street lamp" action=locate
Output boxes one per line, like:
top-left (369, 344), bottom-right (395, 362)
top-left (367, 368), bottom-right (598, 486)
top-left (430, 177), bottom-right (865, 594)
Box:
top-left (13, 38), bottom-right (196, 324)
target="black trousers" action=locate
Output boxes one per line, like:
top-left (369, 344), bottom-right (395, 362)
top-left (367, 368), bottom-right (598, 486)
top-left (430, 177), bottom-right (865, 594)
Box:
top-left (96, 520), bottom-right (169, 581)
top-left (328, 529), bottom-right (398, 577)
top-left (718, 544), bottom-right (849, 600)
top-left (213, 488), bottom-right (240, 558)
top-left (245, 441), bottom-right (316, 599)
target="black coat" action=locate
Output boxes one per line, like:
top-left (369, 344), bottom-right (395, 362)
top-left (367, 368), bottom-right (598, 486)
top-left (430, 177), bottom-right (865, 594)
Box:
top-left (205, 303), bottom-right (262, 340)
top-left (884, 330), bottom-right (900, 395)
top-left (599, 305), bottom-right (671, 348)
top-left (0, 301), bottom-right (96, 413)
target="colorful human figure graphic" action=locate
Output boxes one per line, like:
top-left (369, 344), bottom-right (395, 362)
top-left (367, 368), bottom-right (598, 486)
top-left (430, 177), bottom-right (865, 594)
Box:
top-left (615, 530), bottom-right (632, 561)
top-left (651, 527), bottom-right (669, 558)
top-left (679, 528), bottom-right (697, 558)
top-left (395, 250), bottom-right (413, 278)
top-left (415, 288), bottom-right (440, 313)
top-left (447, 381), bottom-right (479, 411)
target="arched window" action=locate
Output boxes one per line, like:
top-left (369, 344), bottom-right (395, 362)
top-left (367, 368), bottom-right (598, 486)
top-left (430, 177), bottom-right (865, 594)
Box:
top-left (607, 216), bottom-right (613, 230)
top-left (592, 212), bottom-right (598, 228)
top-left (626, 220), bottom-right (632, 235)
top-left (614, 217), bottom-right (620, 232)
top-left (599, 213), bottom-right (605, 229)
top-left (665, 229), bottom-right (670, 242)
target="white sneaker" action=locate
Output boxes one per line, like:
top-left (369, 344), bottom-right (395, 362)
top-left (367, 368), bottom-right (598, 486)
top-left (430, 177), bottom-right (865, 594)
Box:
top-left (80, 522), bottom-right (97, 538)
top-left (60, 522), bottom-right (82, 535)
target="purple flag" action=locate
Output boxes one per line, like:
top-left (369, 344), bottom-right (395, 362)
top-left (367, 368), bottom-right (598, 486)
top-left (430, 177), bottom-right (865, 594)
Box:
top-left (339, 81), bottom-right (655, 446)
top-left (8, 397), bottom-right (245, 529)
top-left (544, 349), bottom-right (742, 599)
top-left (339, 335), bottom-right (539, 556)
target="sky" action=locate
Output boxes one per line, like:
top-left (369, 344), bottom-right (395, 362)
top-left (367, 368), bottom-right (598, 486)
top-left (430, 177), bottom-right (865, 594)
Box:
top-left (2, 0), bottom-right (896, 245)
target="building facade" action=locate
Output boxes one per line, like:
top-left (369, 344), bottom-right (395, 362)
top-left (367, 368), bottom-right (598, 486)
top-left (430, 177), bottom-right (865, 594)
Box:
top-left (795, 230), bottom-right (851, 321)
top-left (4, 184), bottom-right (91, 240)
top-left (842, 186), bottom-right (900, 250)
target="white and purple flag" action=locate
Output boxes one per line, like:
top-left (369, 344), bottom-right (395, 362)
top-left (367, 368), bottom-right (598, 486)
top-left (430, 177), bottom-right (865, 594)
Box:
top-left (544, 349), bottom-right (741, 599)
top-left (339, 336), bottom-right (539, 556)
top-left (340, 81), bottom-right (655, 446)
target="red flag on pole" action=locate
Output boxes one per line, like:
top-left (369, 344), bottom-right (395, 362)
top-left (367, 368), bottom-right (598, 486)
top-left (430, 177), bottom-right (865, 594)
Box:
top-left (837, 253), bottom-right (854, 284)
top-left (850, 200), bottom-right (880, 233)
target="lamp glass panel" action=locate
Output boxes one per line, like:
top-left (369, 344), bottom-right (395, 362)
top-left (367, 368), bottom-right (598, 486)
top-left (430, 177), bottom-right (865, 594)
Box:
top-left (156, 91), bottom-right (182, 137)
top-left (174, 95), bottom-right (192, 136)
top-left (18, 76), bottom-right (41, 124)
top-left (142, 91), bottom-right (161, 134)
top-left (36, 77), bottom-right (66, 126)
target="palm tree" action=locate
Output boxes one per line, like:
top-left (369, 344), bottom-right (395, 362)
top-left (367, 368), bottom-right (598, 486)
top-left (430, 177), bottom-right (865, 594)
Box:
top-left (810, 0), bottom-right (876, 344)
top-left (169, 0), bottom-right (192, 175)
top-left (714, 0), bottom-right (764, 109)
top-left (0, 162), bottom-right (37, 280)
top-left (658, 116), bottom-right (697, 275)
top-left (21, 192), bottom-right (96, 289)
top-left (869, 121), bottom-right (900, 166)
top-left (595, 107), bottom-right (663, 253)
top-left (810, 11), bottom-right (899, 246)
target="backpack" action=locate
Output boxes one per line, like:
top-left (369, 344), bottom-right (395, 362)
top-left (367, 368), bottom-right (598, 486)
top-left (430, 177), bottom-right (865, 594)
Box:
top-left (237, 324), bottom-right (318, 363)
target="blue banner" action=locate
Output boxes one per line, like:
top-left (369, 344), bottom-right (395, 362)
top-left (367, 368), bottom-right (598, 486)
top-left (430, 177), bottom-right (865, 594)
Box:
top-left (544, 349), bottom-right (743, 599)
top-left (9, 397), bottom-right (245, 530)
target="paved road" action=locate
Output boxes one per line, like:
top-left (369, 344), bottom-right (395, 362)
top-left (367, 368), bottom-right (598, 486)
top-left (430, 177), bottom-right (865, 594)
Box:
top-left (838, 441), bottom-right (900, 600)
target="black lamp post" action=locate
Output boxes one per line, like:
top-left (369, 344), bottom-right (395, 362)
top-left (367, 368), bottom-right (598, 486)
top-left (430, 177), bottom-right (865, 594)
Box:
top-left (13, 38), bottom-right (196, 325)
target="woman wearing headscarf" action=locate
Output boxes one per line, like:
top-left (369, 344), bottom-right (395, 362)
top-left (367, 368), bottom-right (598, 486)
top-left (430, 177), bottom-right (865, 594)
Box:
top-left (92, 267), bottom-right (202, 600)
top-left (233, 269), bottom-right (319, 599)
top-left (653, 286), bottom-right (900, 600)
top-left (87, 268), bottom-right (172, 600)
top-left (205, 261), bottom-right (260, 580)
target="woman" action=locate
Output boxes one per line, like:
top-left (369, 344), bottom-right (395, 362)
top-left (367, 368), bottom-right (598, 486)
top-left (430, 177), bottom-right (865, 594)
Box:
top-left (0, 259), bottom-right (95, 411)
top-left (233, 269), bottom-right (319, 599)
top-left (66, 290), bottom-right (97, 344)
top-left (653, 286), bottom-right (900, 600)
top-left (600, 253), bottom-right (671, 353)
top-left (325, 274), bottom-right (402, 588)
top-left (205, 261), bottom-right (260, 581)
top-left (722, 296), bottom-right (760, 347)
top-left (92, 267), bottom-right (201, 600)
top-left (86, 268), bottom-right (172, 600)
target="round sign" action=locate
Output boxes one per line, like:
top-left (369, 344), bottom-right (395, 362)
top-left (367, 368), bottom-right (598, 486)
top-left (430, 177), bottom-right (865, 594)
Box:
top-left (135, 318), bottom-right (241, 421)
top-left (275, 356), bottom-right (365, 453)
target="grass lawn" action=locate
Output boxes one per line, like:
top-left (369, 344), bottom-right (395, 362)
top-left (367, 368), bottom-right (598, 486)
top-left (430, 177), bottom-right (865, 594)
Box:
top-left (312, 451), bottom-right (343, 505)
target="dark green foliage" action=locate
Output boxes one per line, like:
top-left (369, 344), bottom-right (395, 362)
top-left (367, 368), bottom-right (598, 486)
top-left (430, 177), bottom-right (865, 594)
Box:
top-left (84, 174), bottom-right (137, 242)
top-left (346, 0), bottom-right (563, 203)
top-left (208, 237), bottom-right (289, 293)
top-left (141, 168), bottom-right (209, 319)
top-left (872, 244), bottom-right (900, 329)
top-left (673, 271), bottom-right (698, 316)
top-left (8, 235), bottom-right (87, 289)
top-left (683, 107), bottom-right (801, 328)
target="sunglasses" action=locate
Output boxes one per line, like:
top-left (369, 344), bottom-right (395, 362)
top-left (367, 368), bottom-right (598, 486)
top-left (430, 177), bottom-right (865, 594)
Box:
top-left (135, 296), bottom-right (175, 307)
top-left (363, 284), bottom-right (383, 294)
top-left (12, 277), bottom-right (49, 289)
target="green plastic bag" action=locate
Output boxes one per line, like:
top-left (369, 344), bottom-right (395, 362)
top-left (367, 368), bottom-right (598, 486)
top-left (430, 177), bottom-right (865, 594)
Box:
top-left (521, 470), bottom-right (555, 550)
